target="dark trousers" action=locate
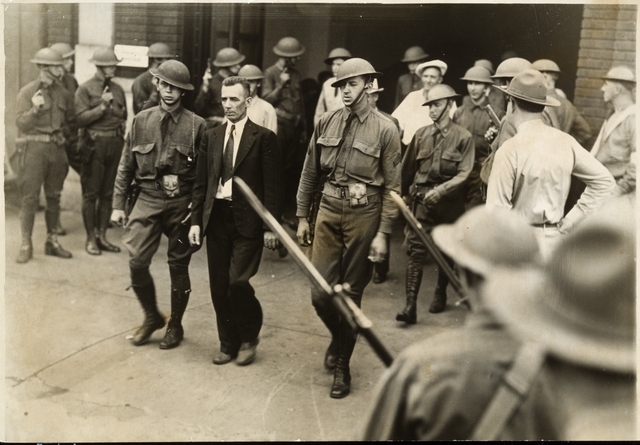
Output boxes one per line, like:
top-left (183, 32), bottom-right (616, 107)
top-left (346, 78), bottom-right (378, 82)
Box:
top-left (122, 191), bottom-right (196, 290)
top-left (18, 141), bottom-right (69, 239)
top-left (277, 118), bottom-right (305, 215)
top-left (311, 193), bottom-right (381, 338)
top-left (206, 199), bottom-right (264, 355)
top-left (81, 135), bottom-right (123, 207)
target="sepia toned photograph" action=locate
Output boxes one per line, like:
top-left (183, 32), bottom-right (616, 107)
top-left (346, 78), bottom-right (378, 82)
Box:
top-left (3, 1), bottom-right (637, 441)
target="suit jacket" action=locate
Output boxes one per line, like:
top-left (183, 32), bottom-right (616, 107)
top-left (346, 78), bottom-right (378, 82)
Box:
top-left (191, 118), bottom-right (282, 238)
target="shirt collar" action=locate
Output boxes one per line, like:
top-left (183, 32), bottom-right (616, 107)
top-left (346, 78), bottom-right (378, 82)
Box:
top-left (342, 102), bottom-right (372, 123)
top-left (159, 103), bottom-right (184, 124)
top-left (433, 119), bottom-right (453, 137)
top-left (227, 115), bottom-right (248, 134)
top-left (469, 95), bottom-right (489, 110)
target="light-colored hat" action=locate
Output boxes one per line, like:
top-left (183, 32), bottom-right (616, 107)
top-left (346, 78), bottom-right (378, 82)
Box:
top-left (432, 206), bottom-right (540, 276)
top-left (367, 78), bottom-right (384, 94)
top-left (422, 84), bottom-right (459, 106)
top-left (461, 66), bottom-right (493, 84)
top-left (415, 60), bottom-right (448, 77)
top-left (492, 57), bottom-right (532, 79)
top-left (503, 69), bottom-right (560, 107)
top-left (532, 59), bottom-right (561, 73)
top-left (238, 64), bottom-right (264, 80)
top-left (602, 65), bottom-right (636, 83)
top-left (474, 59), bottom-right (494, 75)
top-left (485, 196), bottom-right (636, 373)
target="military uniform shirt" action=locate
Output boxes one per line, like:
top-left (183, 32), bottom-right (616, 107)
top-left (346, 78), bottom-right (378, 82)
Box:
top-left (454, 95), bottom-right (503, 162)
top-left (75, 74), bottom-right (127, 131)
top-left (262, 64), bottom-right (304, 119)
top-left (194, 71), bottom-right (225, 121)
top-left (16, 79), bottom-right (75, 136)
top-left (132, 70), bottom-right (156, 115)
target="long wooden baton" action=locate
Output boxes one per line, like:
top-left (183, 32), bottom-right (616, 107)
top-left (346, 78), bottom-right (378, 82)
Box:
top-left (390, 191), bottom-right (466, 301)
top-left (234, 177), bottom-right (394, 367)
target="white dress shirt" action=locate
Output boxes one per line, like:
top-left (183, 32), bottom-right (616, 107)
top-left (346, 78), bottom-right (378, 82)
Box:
top-left (216, 115), bottom-right (248, 200)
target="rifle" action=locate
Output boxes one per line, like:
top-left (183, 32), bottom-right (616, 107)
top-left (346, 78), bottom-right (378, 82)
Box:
top-left (234, 177), bottom-right (394, 367)
top-left (124, 181), bottom-right (141, 224)
top-left (390, 191), bottom-right (467, 306)
top-left (484, 104), bottom-right (502, 127)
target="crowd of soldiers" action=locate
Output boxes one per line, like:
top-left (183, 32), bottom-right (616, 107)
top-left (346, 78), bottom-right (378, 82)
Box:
top-left (14, 36), bottom-right (636, 440)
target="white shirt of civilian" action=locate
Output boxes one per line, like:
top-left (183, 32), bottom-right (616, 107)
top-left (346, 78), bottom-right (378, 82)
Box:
top-left (223, 97), bottom-right (278, 135)
top-left (314, 77), bottom-right (344, 126)
top-left (216, 115), bottom-right (249, 200)
top-left (486, 119), bottom-right (615, 233)
top-left (392, 89), bottom-right (457, 145)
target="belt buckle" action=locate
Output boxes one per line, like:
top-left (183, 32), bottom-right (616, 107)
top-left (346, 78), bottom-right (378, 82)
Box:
top-left (340, 187), bottom-right (347, 199)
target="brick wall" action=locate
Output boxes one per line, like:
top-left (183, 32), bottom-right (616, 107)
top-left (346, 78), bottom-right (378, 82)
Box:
top-left (45, 3), bottom-right (78, 46)
top-left (574, 4), bottom-right (636, 144)
top-left (113, 3), bottom-right (182, 55)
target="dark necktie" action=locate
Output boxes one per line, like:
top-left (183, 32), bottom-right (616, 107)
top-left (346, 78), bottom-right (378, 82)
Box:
top-left (161, 112), bottom-right (171, 142)
top-left (222, 124), bottom-right (235, 184)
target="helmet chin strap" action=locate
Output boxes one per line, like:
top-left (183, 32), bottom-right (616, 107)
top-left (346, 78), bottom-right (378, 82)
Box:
top-left (432, 99), bottom-right (450, 124)
top-left (347, 80), bottom-right (371, 110)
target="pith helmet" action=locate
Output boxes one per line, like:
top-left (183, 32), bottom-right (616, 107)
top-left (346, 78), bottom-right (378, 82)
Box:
top-left (602, 65), bottom-right (636, 83)
top-left (401, 46), bottom-right (429, 63)
top-left (49, 43), bottom-right (75, 59)
top-left (273, 37), bottom-right (305, 58)
top-left (30, 48), bottom-right (64, 66)
top-left (492, 57), bottom-right (532, 79)
top-left (532, 59), bottom-right (561, 73)
top-left (461, 66), bottom-right (493, 84)
top-left (485, 195), bottom-right (636, 373)
top-left (474, 59), bottom-right (494, 75)
top-left (422, 84), bottom-right (459, 106)
top-left (415, 60), bottom-right (448, 77)
top-left (331, 58), bottom-right (381, 88)
top-left (213, 47), bottom-right (245, 67)
top-left (324, 48), bottom-right (352, 65)
top-left (504, 69), bottom-right (560, 107)
top-left (89, 47), bottom-right (121, 66)
top-left (150, 60), bottom-right (194, 91)
top-left (238, 64), bottom-right (264, 80)
top-left (148, 42), bottom-right (176, 59)
top-left (432, 206), bottom-right (540, 276)
top-left (367, 78), bottom-right (384, 94)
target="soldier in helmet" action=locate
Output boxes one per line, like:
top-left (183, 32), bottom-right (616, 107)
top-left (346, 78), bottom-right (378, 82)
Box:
top-left (474, 58), bottom-right (507, 115)
top-left (236, 64), bottom-right (278, 135)
top-left (396, 84), bottom-right (474, 323)
top-left (15, 47), bottom-right (75, 263)
top-left (262, 37), bottom-right (307, 227)
top-left (590, 65), bottom-right (636, 196)
top-left (132, 42), bottom-right (176, 115)
top-left (314, 48), bottom-right (352, 126)
top-left (296, 58), bottom-right (401, 398)
top-left (75, 47), bottom-right (127, 256)
top-left (111, 60), bottom-right (207, 350)
top-left (395, 46), bottom-right (430, 108)
top-left (194, 47), bottom-right (245, 128)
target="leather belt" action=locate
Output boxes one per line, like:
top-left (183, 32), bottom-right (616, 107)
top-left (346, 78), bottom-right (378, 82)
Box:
top-left (139, 180), bottom-right (192, 197)
top-left (88, 129), bottom-right (121, 138)
top-left (532, 222), bottom-right (559, 229)
top-left (322, 182), bottom-right (380, 200)
top-left (17, 134), bottom-right (54, 143)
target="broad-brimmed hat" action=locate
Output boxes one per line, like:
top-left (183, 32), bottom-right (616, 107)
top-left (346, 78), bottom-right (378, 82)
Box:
top-left (602, 65), bottom-right (636, 84)
top-left (331, 58), bottom-right (381, 88)
top-left (367, 78), bottom-right (384, 94)
top-left (501, 69), bottom-right (560, 107)
top-left (532, 59), bottom-right (561, 74)
top-left (432, 206), bottom-right (540, 276)
top-left (474, 59), bottom-right (494, 75)
top-left (415, 59), bottom-right (448, 77)
top-left (485, 196), bottom-right (636, 373)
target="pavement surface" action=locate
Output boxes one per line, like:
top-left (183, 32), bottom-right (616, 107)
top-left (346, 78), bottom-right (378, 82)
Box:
top-left (3, 171), bottom-right (468, 442)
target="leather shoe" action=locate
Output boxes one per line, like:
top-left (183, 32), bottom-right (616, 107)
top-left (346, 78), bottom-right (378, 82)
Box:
top-left (159, 324), bottom-right (184, 349)
top-left (429, 289), bottom-right (447, 313)
top-left (16, 245), bottom-right (33, 264)
top-left (323, 338), bottom-right (339, 371)
top-left (212, 351), bottom-right (233, 365)
top-left (45, 240), bottom-right (72, 258)
top-left (372, 272), bottom-right (387, 284)
top-left (86, 239), bottom-right (101, 255)
top-left (236, 338), bottom-right (259, 366)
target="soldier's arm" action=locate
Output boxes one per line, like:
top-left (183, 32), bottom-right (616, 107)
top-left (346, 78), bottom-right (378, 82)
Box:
top-left (314, 88), bottom-right (327, 127)
top-left (400, 134), bottom-right (419, 197)
top-left (75, 85), bottom-right (106, 128)
top-left (434, 134), bottom-right (475, 197)
top-left (568, 106), bottom-right (592, 147)
top-left (296, 126), bottom-right (322, 219)
top-left (190, 129), bottom-right (210, 229)
top-left (16, 86), bottom-right (43, 132)
top-left (112, 126), bottom-right (137, 210)
top-left (261, 129), bottom-right (284, 225)
top-left (261, 71), bottom-right (282, 106)
top-left (614, 117), bottom-right (636, 195)
top-left (193, 85), bottom-right (212, 117)
top-left (485, 144), bottom-right (516, 209)
top-left (378, 123), bottom-right (402, 235)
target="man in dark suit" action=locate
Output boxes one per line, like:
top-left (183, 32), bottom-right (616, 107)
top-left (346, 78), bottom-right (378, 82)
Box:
top-left (189, 76), bottom-right (282, 366)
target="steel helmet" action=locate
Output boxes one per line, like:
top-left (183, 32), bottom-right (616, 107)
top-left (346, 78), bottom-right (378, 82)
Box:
top-left (367, 78), bottom-right (384, 94)
top-left (49, 43), bottom-right (75, 59)
top-left (89, 47), bottom-right (121, 66)
top-left (238, 64), bottom-right (264, 80)
top-left (150, 60), bottom-right (194, 91)
top-left (324, 48), bottom-right (352, 65)
top-left (492, 57), bottom-right (532, 79)
top-left (30, 48), bottom-right (64, 65)
top-left (460, 66), bottom-right (493, 84)
top-left (422, 84), bottom-right (459, 106)
top-left (474, 59), bottom-right (495, 75)
top-left (331, 58), bottom-right (381, 88)
top-left (602, 65), bottom-right (636, 83)
top-left (212, 47), bottom-right (245, 68)
top-left (401, 46), bottom-right (429, 63)
top-left (147, 42), bottom-right (176, 59)
top-left (532, 59), bottom-right (561, 74)
top-left (415, 60), bottom-right (448, 77)
top-left (505, 69), bottom-right (560, 107)
top-left (273, 37), bottom-right (305, 58)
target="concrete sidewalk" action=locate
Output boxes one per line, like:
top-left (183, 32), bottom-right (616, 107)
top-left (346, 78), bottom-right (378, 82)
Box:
top-left (4, 175), bottom-right (468, 442)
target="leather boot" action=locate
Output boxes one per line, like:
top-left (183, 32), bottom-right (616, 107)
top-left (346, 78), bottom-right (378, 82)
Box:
top-left (396, 263), bottom-right (422, 324)
top-left (16, 210), bottom-right (34, 264)
top-left (82, 200), bottom-right (101, 255)
top-left (159, 288), bottom-right (190, 349)
top-left (44, 211), bottom-right (72, 258)
top-left (429, 266), bottom-right (450, 313)
top-left (132, 282), bottom-right (166, 346)
top-left (330, 325), bottom-right (357, 399)
top-left (324, 336), bottom-right (339, 371)
top-left (95, 205), bottom-right (121, 253)
top-left (315, 304), bottom-right (342, 370)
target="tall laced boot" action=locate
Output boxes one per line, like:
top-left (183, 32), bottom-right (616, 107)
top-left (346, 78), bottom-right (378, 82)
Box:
top-left (16, 210), bottom-right (34, 264)
top-left (44, 210), bottom-right (72, 259)
top-left (330, 327), bottom-right (357, 399)
top-left (429, 264), bottom-right (451, 314)
top-left (131, 281), bottom-right (166, 346)
top-left (95, 204), bottom-right (121, 253)
top-left (396, 263), bottom-right (423, 324)
top-left (315, 305), bottom-right (342, 371)
top-left (82, 200), bottom-right (101, 255)
top-left (159, 288), bottom-right (191, 349)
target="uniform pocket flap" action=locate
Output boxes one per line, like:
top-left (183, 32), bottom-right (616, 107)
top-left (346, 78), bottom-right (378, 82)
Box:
top-left (317, 136), bottom-right (341, 147)
top-left (441, 149), bottom-right (462, 162)
top-left (132, 143), bottom-right (155, 154)
top-left (353, 139), bottom-right (381, 158)
top-left (174, 144), bottom-right (193, 157)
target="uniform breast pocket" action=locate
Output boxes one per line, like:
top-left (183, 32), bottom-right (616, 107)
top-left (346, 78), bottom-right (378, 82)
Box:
top-left (172, 144), bottom-right (196, 175)
top-left (347, 139), bottom-right (381, 182)
top-left (440, 149), bottom-right (462, 177)
top-left (132, 143), bottom-right (156, 176)
top-left (317, 136), bottom-right (341, 171)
